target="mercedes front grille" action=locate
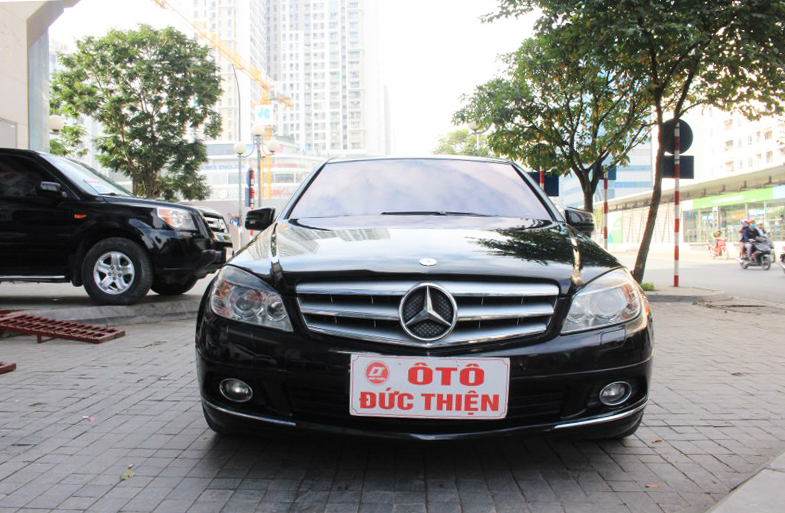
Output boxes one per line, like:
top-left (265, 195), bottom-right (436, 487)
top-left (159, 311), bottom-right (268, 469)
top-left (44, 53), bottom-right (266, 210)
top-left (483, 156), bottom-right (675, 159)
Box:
top-left (296, 281), bottom-right (560, 348)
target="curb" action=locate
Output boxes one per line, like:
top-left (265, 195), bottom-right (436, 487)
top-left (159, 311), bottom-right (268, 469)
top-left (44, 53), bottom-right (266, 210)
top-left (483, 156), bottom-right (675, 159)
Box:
top-left (644, 288), bottom-right (733, 303)
top-left (709, 450), bottom-right (785, 513)
top-left (16, 299), bottom-right (202, 327)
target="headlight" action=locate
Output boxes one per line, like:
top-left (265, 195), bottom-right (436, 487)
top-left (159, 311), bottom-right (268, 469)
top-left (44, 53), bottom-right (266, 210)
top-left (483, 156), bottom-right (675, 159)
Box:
top-left (210, 266), bottom-right (293, 332)
top-left (561, 269), bottom-right (643, 334)
top-left (156, 207), bottom-right (197, 231)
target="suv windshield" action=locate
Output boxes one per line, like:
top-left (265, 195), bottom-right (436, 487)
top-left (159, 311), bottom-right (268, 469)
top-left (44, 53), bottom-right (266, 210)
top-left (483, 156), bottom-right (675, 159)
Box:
top-left (43, 155), bottom-right (132, 197)
top-left (288, 159), bottom-right (552, 220)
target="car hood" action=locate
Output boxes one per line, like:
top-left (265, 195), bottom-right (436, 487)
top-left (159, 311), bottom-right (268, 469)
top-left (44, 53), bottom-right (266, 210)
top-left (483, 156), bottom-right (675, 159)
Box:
top-left (230, 216), bottom-right (620, 296)
top-left (101, 195), bottom-right (202, 214)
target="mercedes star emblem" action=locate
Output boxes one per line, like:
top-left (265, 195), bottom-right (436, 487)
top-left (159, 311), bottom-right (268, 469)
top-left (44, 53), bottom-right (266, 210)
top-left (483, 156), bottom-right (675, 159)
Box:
top-left (399, 283), bottom-right (457, 342)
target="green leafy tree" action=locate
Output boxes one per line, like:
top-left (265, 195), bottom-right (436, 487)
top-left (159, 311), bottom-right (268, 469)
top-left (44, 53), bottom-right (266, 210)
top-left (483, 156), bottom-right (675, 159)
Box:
top-left (488, 0), bottom-right (785, 282)
top-left (50, 25), bottom-right (222, 200)
top-left (48, 113), bottom-right (87, 159)
top-left (455, 28), bottom-right (651, 213)
top-left (433, 128), bottom-right (493, 157)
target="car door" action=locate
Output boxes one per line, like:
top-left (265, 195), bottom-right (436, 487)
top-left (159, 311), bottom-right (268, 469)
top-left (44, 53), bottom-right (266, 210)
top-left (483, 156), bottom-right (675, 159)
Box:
top-left (0, 153), bottom-right (78, 278)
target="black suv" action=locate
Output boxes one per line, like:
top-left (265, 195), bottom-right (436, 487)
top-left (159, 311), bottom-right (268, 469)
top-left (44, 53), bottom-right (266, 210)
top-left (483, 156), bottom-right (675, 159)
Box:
top-left (0, 149), bottom-right (233, 305)
top-left (196, 157), bottom-right (653, 440)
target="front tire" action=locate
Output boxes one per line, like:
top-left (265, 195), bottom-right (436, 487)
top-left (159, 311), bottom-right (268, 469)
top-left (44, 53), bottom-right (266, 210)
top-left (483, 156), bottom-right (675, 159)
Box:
top-left (82, 238), bottom-right (153, 305)
top-left (762, 255), bottom-right (772, 271)
top-left (721, 247), bottom-right (729, 260)
top-left (152, 277), bottom-right (198, 296)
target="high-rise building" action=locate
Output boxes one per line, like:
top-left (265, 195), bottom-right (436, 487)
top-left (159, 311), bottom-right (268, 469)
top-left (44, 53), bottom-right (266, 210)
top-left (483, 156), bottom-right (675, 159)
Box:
top-left (186, 0), bottom-right (329, 219)
top-left (693, 108), bottom-right (785, 180)
top-left (266, 0), bottom-right (388, 156)
top-left (190, 0), bottom-right (268, 144)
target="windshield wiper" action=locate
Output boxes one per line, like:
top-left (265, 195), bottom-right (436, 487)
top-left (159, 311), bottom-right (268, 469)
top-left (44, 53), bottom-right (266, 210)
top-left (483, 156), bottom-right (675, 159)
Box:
top-left (380, 211), bottom-right (493, 217)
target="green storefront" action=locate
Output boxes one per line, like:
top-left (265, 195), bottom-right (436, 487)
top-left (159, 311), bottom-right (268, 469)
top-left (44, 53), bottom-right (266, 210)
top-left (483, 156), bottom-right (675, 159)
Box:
top-left (683, 186), bottom-right (785, 243)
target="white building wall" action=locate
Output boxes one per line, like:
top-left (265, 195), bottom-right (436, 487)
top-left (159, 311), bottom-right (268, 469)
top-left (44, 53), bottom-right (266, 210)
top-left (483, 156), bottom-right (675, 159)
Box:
top-left (1, 2), bottom-right (39, 149)
top-left (0, 1), bottom-right (79, 150)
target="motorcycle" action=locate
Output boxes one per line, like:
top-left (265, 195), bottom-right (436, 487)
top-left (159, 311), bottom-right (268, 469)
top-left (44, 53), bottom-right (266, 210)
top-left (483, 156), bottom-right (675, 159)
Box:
top-left (707, 236), bottom-right (729, 259)
top-left (738, 235), bottom-right (773, 270)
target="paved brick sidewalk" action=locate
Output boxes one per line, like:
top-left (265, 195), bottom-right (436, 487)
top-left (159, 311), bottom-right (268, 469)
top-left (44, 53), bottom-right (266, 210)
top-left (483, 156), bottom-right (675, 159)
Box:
top-left (1, 301), bottom-right (785, 513)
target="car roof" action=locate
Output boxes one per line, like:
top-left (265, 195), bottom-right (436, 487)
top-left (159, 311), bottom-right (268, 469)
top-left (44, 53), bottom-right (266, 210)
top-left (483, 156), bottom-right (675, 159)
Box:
top-left (0, 148), bottom-right (44, 156)
top-left (322, 155), bottom-right (513, 165)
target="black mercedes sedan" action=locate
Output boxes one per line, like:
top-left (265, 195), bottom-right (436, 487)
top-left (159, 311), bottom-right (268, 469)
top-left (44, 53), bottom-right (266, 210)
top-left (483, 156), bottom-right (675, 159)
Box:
top-left (195, 156), bottom-right (653, 440)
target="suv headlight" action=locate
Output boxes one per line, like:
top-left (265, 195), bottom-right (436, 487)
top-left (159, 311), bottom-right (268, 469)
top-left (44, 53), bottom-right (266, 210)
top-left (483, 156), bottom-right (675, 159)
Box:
top-left (210, 266), bottom-right (293, 332)
top-left (157, 207), bottom-right (197, 231)
top-left (561, 269), bottom-right (644, 334)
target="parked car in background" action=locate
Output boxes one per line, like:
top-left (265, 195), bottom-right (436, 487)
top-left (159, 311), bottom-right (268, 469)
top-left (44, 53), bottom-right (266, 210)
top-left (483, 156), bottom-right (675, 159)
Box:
top-left (0, 149), bottom-right (233, 305)
top-left (196, 156), bottom-right (653, 440)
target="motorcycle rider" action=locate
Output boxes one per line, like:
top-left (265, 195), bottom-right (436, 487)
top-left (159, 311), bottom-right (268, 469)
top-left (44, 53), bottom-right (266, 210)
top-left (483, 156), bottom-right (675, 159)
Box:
top-left (738, 220), bottom-right (749, 258)
top-left (742, 219), bottom-right (761, 260)
top-left (709, 228), bottom-right (725, 257)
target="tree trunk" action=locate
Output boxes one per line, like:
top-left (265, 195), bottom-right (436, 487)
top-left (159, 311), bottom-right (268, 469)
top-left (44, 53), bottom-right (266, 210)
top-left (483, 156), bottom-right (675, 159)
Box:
top-left (583, 190), bottom-right (594, 213)
top-left (632, 143), bottom-right (665, 283)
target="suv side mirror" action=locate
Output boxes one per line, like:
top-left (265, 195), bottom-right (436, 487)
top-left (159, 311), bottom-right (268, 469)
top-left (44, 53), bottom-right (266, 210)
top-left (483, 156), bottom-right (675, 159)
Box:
top-left (564, 207), bottom-right (595, 235)
top-left (37, 181), bottom-right (66, 199)
top-left (245, 207), bottom-right (276, 231)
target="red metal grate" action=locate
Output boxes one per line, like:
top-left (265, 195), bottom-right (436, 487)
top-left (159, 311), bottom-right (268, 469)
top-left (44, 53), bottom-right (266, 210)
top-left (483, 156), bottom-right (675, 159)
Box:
top-left (0, 312), bottom-right (125, 344)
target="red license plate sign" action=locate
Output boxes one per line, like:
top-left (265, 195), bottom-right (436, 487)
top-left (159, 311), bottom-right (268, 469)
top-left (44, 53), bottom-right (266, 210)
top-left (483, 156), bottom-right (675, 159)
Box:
top-left (350, 355), bottom-right (510, 419)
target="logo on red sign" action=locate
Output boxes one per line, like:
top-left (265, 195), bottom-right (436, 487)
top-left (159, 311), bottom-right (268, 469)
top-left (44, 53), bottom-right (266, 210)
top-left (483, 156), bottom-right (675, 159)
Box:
top-left (365, 361), bottom-right (389, 384)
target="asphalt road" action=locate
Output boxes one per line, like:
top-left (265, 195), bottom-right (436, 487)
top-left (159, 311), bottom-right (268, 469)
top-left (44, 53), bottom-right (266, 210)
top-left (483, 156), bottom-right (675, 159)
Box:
top-left (614, 248), bottom-right (785, 305)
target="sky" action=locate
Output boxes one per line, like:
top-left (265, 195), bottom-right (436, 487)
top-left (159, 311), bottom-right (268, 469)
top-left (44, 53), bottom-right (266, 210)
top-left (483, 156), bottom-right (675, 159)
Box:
top-left (49, 0), bottom-right (536, 155)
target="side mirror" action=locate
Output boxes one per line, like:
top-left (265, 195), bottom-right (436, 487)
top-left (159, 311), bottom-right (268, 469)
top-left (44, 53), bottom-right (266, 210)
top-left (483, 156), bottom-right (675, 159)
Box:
top-left (37, 181), bottom-right (65, 199)
top-left (564, 207), bottom-right (595, 235)
top-left (245, 207), bottom-right (276, 231)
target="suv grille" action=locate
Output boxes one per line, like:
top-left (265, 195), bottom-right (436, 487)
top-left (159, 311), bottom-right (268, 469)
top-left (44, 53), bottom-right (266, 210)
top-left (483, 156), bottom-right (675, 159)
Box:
top-left (296, 280), bottom-right (560, 348)
top-left (203, 215), bottom-right (232, 244)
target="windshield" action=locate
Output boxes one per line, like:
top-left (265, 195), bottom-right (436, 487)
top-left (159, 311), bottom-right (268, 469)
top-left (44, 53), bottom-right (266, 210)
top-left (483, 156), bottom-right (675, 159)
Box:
top-left (43, 154), bottom-right (132, 197)
top-left (287, 159), bottom-right (552, 220)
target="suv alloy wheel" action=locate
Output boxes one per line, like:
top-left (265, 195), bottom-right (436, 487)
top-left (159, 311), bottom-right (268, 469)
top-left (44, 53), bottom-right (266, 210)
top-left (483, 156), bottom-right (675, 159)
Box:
top-left (82, 238), bottom-right (153, 305)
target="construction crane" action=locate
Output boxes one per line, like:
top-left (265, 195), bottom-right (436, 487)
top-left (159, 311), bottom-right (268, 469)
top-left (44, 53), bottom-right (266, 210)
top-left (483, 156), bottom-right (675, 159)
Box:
top-left (150, 0), bottom-right (292, 107)
top-left (150, 0), bottom-right (290, 204)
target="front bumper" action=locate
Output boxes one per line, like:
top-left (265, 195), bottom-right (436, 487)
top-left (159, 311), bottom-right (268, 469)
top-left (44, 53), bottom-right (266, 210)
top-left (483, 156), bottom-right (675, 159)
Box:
top-left (150, 233), bottom-right (228, 280)
top-left (202, 395), bottom-right (647, 440)
top-left (195, 308), bottom-right (653, 440)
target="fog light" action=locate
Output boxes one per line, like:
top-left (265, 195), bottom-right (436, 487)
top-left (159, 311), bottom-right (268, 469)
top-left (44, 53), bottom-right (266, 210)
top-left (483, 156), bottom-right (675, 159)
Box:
top-left (599, 381), bottom-right (631, 406)
top-left (219, 378), bottom-right (253, 403)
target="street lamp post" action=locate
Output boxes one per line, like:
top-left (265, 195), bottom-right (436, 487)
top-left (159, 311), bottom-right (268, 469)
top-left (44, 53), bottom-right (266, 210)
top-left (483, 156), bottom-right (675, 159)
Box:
top-left (48, 114), bottom-right (65, 135)
top-left (251, 123), bottom-right (264, 208)
top-left (233, 141), bottom-right (249, 228)
top-left (467, 121), bottom-right (480, 151)
top-left (251, 122), bottom-right (280, 205)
